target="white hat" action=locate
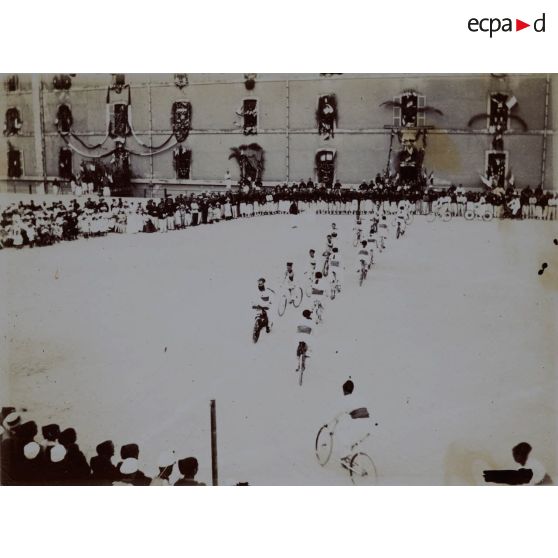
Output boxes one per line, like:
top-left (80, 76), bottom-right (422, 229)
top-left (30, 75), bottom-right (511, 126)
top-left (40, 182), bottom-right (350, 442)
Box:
top-left (157, 450), bottom-right (176, 468)
top-left (24, 441), bottom-right (41, 460)
top-left (0, 425), bottom-right (4, 437)
top-left (3, 412), bottom-right (21, 430)
top-left (51, 444), bottom-right (67, 463)
top-left (120, 457), bottom-right (139, 475)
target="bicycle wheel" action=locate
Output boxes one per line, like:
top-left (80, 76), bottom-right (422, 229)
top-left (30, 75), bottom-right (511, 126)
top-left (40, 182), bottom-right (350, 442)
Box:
top-left (252, 320), bottom-right (261, 343)
top-left (441, 211), bottom-right (451, 222)
top-left (426, 212), bottom-right (436, 223)
top-left (359, 268), bottom-right (364, 287)
top-left (298, 355), bottom-right (305, 386)
top-left (292, 286), bottom-right (303, 308)
top-left (483, 212), bottom-right (493, 222)
top-left (323, 260), bottom-right (329, 277)
top-left (396, 225), bottom-right (401, 239)
top-left (305, 282), bottom-right (313, 297)
top-left (390, 217), bottom-right (397, 227)
top-left (349, 452), bottom-right (378, 486)
top-left (315, 425), bottom-right (333, 466)
top-left (278, 294), bottom-right (287, 317)
top-left (464, 209), bottom-right (474, 221)
top-left (406, 213), bottom-right (414, 225)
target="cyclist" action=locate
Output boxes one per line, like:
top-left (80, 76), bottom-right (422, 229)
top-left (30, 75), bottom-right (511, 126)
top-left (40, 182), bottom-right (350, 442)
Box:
top-left (395, 204), bottom-right (407, 237)
top-left (378, 215), bottom-right (388, 250)
top-left (329, 246), bottom-right (344, 294)
top-left (252, 277), bottom-right (274, 334)
top-left (296, 309), bottom-right (313, 371)
top-left (366, 222), bottom-right (377, 267)
top-left (357, 240), bottom-right (370, 279)
top-left (311, 271), bottom-right (326, 323)
top-left (282, 262), bottom-right (296, 304)
top-left (353, 218), bottom-right (363, 246)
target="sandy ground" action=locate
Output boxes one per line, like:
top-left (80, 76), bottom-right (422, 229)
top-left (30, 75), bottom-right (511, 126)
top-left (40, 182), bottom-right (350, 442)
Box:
top-left (1, 213), bottom-right (556, 485)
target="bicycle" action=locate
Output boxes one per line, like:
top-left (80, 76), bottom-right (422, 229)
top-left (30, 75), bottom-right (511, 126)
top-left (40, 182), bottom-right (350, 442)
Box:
top-left (464, 207), bottom-right (493, 221)
top-left (278, 285), bottom-right (304, 316)
top-left (390, 212), bottom-right (414, 228)
top-left (296, 342), bottom-right (309, 386)
top-left (352, 229), bottom-right (362, 247)
top-left (313, 299), bottom-right (324, 324)
top-left (322, 253), bottom-right (330, 277)
top-left (329, 273), bottom-right (341, 300)
top-left (315, 413), bottom-right (377, 485)
top-left (252, 306), bottom-right (271, 343)
top-left (358, 260), bottom-right (368, 286)
top-left (426, 207), bottom-right (452, 223)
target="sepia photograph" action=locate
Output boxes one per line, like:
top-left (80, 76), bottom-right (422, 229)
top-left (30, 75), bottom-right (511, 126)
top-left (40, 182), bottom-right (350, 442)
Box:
top-left (1, 72), bottom-right (556, 487)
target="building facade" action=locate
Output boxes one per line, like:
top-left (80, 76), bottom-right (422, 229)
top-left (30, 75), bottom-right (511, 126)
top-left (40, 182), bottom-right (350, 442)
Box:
top-left (0, 73), bottom-right (556, 194)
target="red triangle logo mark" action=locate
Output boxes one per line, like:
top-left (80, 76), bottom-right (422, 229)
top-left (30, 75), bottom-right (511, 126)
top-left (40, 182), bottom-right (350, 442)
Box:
top-left (516, 19), bottom-right (530, 31)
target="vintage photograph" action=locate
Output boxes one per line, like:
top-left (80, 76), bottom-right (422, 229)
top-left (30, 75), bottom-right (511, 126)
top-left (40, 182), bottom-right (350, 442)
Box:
top-left (0, 73), bottom-right (556, 486)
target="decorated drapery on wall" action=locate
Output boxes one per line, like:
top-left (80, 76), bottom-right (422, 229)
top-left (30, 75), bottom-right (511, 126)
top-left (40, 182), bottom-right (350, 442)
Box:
top-left (228, 143), bottom-right (264, 184)
top-left (171, 101), bottom-right (192, 142)
top-left (4, 108), bottom-right (22, 136)
top-left (316, 94), bottom-right (337, 139)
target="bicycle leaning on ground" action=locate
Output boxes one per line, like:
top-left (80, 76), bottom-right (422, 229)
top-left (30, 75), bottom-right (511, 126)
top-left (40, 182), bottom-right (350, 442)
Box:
top-left (278, 284), bottom-right (304, 316)
top-left (315, 412), bottom-right (378, 485)
top-left (426, 205), bottom-right (452, 223)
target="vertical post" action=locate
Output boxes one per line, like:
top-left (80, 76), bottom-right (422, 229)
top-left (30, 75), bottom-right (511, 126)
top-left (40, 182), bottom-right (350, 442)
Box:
top-left (148, 78), bottom-right (154, 185)
top-left (540, 74), bottom-right (550, 187)
top-left (285, 79), bottom-right (290, 184)
top-left (210, 399), bottom-right (218, 486)
top-left (31, 75), bottom-right (47, 183)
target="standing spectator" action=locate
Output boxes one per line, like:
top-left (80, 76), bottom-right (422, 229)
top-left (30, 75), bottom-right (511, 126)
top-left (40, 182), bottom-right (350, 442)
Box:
top-left (21, 441), bottom-right (44, 485)
top-left (52, 179), bottom-right (60, 196)
top-left (174, 457), bottom-right (206, 486)
top-left (40, 423), bottom-right (60, 450)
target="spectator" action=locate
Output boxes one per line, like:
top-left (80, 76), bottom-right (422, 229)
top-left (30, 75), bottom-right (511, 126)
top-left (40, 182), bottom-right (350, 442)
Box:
top-left (90, 440), bottom-right (119, 485)
top-left (114, 458), bottom-right (151, 486)
top-left (59, 427), bottom-right (90, 483)
top-left (150, 450), bottom-right (177, 486)
top-left (512, 442), bottom-right (553, 485)
top-left (174, 457), bottom-right (206, 486)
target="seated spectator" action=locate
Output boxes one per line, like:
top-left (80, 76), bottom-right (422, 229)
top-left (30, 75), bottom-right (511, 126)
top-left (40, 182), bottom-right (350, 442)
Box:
top-left (113, 458), bottom-right (151, 486)
top-left (150, 450), bottom-right (177, 486)
top-left (21, 441), bottom-right (44, 485)
top-left (118, 443), bottom-right (140, 469)
top-left (59, 427), bottom-right (91, 484)
top-left (40, 423), bottom-right (60, 449)
top-left (44, 443), bottom-right (67, 485)
top-left (90, 440), bottom-right (119, 485)
top-left (512, 442), bottom-right (552, 485)
top-left (174, 457), bottom-right (206, 486)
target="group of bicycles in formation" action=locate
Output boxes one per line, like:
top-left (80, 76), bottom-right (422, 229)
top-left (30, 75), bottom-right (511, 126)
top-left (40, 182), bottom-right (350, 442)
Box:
top-left (250, 200), bottom-right (414, 484)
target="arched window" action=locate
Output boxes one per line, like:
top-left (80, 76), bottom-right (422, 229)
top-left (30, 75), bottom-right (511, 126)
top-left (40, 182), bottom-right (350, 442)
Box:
top-left (4, 108), bottom-right (22, 136)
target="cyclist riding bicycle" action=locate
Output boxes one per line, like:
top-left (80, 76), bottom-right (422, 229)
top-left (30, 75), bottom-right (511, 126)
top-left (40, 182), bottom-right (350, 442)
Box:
top-left (357, 240), bottom-right (370, 275)
top-left (296, 309), bottom-right (313, 370)
top-left (311, 271), bottom-right (326, 323)
top-left (282, 262), bottom-right (296, 302)
top-left (252, 277), bottom-right (274, 334)
top-left (329, 246), bottom-right (344, 293)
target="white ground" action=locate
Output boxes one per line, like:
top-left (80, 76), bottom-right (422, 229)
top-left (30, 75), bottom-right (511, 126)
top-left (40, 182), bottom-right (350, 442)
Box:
top-left (1, 212), bottom-right (556, 485)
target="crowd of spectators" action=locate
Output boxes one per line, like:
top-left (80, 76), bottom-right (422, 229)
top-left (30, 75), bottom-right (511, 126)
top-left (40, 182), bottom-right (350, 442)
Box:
top-left (1, 178), bottom-right (556, 249)
top-left (0, 407), bottom-right (206, 486)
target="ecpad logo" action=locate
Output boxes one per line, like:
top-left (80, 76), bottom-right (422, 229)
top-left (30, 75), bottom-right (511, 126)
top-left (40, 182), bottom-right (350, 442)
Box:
top-left (468, 13), bottom-right (546, 37)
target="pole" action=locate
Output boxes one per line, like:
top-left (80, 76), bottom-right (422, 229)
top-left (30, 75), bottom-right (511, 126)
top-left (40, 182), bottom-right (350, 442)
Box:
top-left (540, 74), bottom-right (550, 187)
top-left (210, 399), bottom-right (218, 486)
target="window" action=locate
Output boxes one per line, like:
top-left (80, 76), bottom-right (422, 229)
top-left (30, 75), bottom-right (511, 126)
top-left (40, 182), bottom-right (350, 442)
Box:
top-left (53, 74), bottom-right (72, 90)
top-left (56, 104), bottom-right (73, 134)
top-left (59, 147), bottom-right (73, 179)
top-left (7, 145), bottom-right (22, 178)
top-left (393, 92), bottom-right (426, 128)
top-left (317, 95), bottom-right (337, 139)
top-left (109, 103), bottom-right (130, 137)
top-left (111, 74), bottom-right (126, 93)
top-left (173, 146), bottom-right (192, 179)
top-left (488, 93), bottom-right (510, 132)
top-left (315, 149), bottom-right (336, 186)
top-left (5, 75), bottom-right (19, 92)
top-left (242, 99), bottom-right (258, 135)
top-left (4, 108), bottom-right (22, 136)
top-left (485, 151), bottom-right (508, 188)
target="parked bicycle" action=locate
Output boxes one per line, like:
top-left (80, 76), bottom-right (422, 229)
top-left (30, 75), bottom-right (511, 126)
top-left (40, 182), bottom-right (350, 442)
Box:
top-left (426, 206), bottom-right (452, 223)
top-left (278, 285), bottom-right (304, 316)
top-left (315, 413), bottom-right (377, 485)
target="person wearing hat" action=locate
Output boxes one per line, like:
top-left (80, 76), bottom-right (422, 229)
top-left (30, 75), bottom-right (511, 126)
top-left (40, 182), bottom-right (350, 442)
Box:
top-left (296, 309), bottom-right (313, 372)
top-left (58, 428), bottom-right (90, 484)
top-left (174, 457), bottom-right (206, 486)
top-left (150, 450), bottom-right (177, 486)
top-left (325, 378), bottom-right (375, 467)
top-left (21, 441), bottom-right (44, 485)
top-left (117, 443), bottom-right (140, 470)
top-left (252, 278), bottom-right (275, 335)
top-left (40, 423), bottom-right (60, 450)
top-left (113, 458), bottom-right (151, 486)
top-left (90, 440), bottom-right (119, 485)
top-left (1, 416), bottom-right (32, 485)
